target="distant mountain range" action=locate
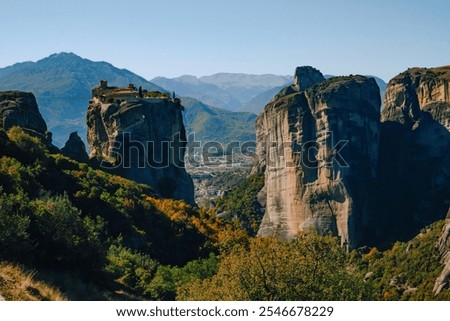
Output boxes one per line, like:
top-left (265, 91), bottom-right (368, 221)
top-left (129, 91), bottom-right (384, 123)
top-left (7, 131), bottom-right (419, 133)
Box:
top-left (151, 73), bottom-right (292, 112)
top-left (152, 73), bottom-right (387, 114)
top-left (0, 52), bottom-right (387, 147)
top-left (181, 97), bottom-right (256, 145)
top-left (0, 52), bottom-right (164, 146)
top-left (0, 53), bottom-right (257, 147)
top-left (241, 85), bottom-right (286, 114)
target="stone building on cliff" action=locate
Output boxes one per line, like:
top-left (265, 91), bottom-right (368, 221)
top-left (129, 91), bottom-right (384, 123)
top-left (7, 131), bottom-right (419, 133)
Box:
top-left (91, 80), bottom-right (170, 103)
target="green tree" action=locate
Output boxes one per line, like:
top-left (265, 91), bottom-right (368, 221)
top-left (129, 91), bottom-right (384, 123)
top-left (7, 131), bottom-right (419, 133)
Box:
top-left (105, 242), bottom-right (158, 294)
top-left (146, 253), bottom-right (218, 300)
top-left (214, 174), bottom-right (264, 235)
top-left (7, 126), bottom-right (48, 164)
top-left (179, 232), bottom-right (372, 300)
top-left (0, 189), bottom-right (31, 259)
top-left (30, 194), bottom-right (106, 272)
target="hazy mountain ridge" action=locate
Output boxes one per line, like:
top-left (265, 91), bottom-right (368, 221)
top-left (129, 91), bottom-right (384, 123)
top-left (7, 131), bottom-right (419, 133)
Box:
top-left (151, 75), bottom-right (242, 110)
top-left (236, 74), bottom-right (386, 114)
top-left (0, 53), bottom-right (164, 146)
top-left (240, 85), bottom-right (285, 114)
top-left (152, 73), bottom-right (292, 112)
top-left (181, 97), bottom-right (256, 144)
top-left (0, 53), bottom-right (261, 147)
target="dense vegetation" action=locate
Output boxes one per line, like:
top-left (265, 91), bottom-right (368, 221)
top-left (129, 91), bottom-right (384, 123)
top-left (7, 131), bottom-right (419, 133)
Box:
top-left (0, 126), bottom-right (449, 300)
top-left (352, 220), bottom-right (450, 300)
top-left (0, 127), bottom-right (222, 298)
top-left (214, 173), bottom-right (265, 235)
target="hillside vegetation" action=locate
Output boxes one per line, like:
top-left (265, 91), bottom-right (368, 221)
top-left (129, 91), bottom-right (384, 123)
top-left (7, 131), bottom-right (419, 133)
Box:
top-left (0, 127), bottom-right (226, 299)
top-left (0, 262), bottom-right (66, 301)
top-left (0, 127), bottom-right (448, 300)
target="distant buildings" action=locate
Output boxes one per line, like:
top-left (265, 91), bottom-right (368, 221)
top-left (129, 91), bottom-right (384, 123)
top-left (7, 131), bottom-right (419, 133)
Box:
top-left (91, 80), bottom-right (169, 103)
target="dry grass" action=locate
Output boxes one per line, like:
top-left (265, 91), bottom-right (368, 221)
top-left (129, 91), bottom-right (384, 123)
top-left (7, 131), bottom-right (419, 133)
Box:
top-left (0, 262), bottom-right (66, 301)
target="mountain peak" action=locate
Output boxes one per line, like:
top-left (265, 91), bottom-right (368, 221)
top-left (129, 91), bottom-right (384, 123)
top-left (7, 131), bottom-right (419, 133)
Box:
top-left (38, 52), bottom-right (86, 64)
top-left (0, 53), bottom-right (164, 146)
top-left (49, 52), bottom-right (79, 58)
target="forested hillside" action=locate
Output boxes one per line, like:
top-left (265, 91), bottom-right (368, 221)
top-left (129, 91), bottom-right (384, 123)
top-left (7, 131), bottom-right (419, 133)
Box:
top-left (0, 127), bottom-right (449, 300)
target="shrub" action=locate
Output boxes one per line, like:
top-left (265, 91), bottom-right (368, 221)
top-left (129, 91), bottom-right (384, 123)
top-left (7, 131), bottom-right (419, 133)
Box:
top-left (105, 242), bottom-right (158, 294)
top-left (30, 194), bottom-right (106, 272)
top-left (179, 232), bottom-right (372, 300)
top-left (7, 127), bottom-right (48, 164)
top-left (146, 253), bottom-right (219, 300)
top-left (0, 190), bottom-right (31, 259)
top-left (214, 174), bottom-right (265, 235)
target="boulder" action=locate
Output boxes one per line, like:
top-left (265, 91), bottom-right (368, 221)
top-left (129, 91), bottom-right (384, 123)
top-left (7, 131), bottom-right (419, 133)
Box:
top-left (61, 132), bottom-right (89, 163)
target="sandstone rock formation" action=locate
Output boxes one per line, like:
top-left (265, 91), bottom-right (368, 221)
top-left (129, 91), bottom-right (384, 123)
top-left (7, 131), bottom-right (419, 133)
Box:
top-left (255, 66), bottom-right (449, 248)
top-left (293, 66), bottom-right (325, 91)
top-left (61, 132), bottom-right (89, 163)
top-left (254, 67), bottom-right (381, 248)
top-left (0, 91), bottom-right (49, 140)
top-left (376, 66), bottom-right (450, 245)
top-left (87, 97), bottom-right (195, 204)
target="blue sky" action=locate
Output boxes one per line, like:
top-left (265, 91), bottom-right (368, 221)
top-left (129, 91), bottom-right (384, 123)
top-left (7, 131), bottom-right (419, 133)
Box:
top-left (1, 0), bottom-right (449, 81)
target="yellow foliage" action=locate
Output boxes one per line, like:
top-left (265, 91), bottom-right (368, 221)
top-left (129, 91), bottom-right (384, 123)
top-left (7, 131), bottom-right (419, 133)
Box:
top-left (145, 196), bottom-right (246, 251)
top-left (179, 233), bottom-right (370, 301)
top-left (146, 196), bottom-right (190, 222)
top-left (363, 247), bottom-right (380, 262)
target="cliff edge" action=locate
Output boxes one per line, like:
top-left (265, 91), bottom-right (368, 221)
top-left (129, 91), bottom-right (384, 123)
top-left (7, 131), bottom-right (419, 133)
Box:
top-left (0, 91), bottom-right (51, 142)
top-left (255, 67), bottom-right (381, 248)
top-left (87, 95), bottom-right (195, 204)
top-left (376, 66), bottom-right (450, 245)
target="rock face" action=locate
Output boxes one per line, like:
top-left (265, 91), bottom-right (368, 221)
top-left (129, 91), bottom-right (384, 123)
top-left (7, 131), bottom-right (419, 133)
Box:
top-left (434, 219), bottom-right (450, 295)
top-left (254, 67), bottom-right (381, 248)
top-left (87, 98), bottom-right (195, 204)
top-left (254, 66), bottom-right (449, 248)
top-left (0, 91), bottom-right (48, 137)
top-left (61, 132), bottom-right (89, 163)
top-left (376, 66), bottom-right (450, 245)
top-left (293, 66), bottom-right (325, 91)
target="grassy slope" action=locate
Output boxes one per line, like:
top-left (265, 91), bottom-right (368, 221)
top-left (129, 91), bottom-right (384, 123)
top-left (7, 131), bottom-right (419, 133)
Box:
top-left (0, 262), bottom-right (65, 301)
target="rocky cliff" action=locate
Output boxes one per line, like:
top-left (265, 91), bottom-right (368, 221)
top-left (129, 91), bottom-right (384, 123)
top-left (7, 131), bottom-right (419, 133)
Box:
top-left (0, 91), bottom-right (50, 141)
top-left (255, 65), bottom-right (450, 248)
top-left (254, 67), bottom-right (381, 248)
top-left (61, 131), bottom-right (89, 163)
top-left (376, 66), bottom-right (450, 245)
top-left (434, 219), bottom-right (450, 295)
top-left (87, 98), bottom-right (195, 204)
